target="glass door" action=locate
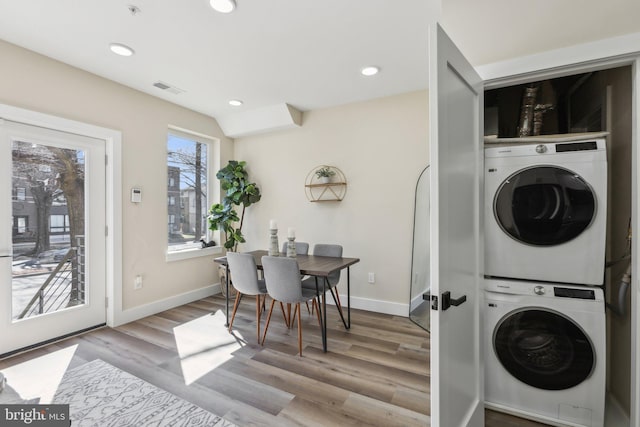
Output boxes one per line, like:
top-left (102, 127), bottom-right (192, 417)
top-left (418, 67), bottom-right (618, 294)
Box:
top-left (0, 120), bottom-right (106, 356)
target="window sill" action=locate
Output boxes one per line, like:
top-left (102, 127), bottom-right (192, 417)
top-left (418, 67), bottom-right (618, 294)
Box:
top-left (166, 245), bottom-right (222, 262)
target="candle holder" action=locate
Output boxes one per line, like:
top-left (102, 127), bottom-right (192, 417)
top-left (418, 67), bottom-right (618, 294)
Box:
top-left (268, 228), bottom-right (279, 256)
top-left (286, 237), bottom-right (297, 258)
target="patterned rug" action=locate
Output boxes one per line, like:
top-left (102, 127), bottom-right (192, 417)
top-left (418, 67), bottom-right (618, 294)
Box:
top-left (53, 359), bottom-right (235, 427)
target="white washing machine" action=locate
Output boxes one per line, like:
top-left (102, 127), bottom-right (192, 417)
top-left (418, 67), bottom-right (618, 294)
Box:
top-left (485, 139), bottom-right (607, 285)
top-left (484, 278), bottom-right (605, 427)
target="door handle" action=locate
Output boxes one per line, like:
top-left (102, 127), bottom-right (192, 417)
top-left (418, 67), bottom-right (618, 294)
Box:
top-left (441, 291), bottom-right (467, 311)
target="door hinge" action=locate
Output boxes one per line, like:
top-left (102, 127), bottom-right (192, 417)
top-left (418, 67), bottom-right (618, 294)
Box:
top-left (105, 297), bottom-right (109, 308)
top-left (431, 294), bottom-right (438, 311)
top-left (105, 226), bottom-right (108, 236)
top-left (105, 155), bottom-right (108, 166)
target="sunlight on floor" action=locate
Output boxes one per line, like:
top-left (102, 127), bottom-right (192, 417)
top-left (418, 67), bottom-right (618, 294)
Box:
top-left (0, 344), bottom-right (77, 404)
top-left (173, 310), bottom-right (244, 385)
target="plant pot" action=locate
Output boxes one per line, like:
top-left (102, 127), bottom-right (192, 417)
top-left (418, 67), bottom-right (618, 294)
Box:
top-left (319, 176), bottom-right (331, 184)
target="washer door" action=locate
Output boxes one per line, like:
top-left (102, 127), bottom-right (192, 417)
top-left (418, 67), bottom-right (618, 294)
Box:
top-left (493, 308), bottom-right (595, 390)
top-left (494, 166), bottom-right (596, 246)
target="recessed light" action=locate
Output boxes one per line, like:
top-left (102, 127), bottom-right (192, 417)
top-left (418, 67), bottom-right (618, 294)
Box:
top-left (228, 99), bottom-right (243, 107)
top-left (210, 0), bottom-right (236, 13)
top-left (361, 66), bottom-right (380, 77)
top-left (109, 43), bottom-right (135, 57)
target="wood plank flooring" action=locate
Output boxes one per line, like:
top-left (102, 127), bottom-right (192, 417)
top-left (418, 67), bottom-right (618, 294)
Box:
top-left (0, 294), bottom-right (549, 426)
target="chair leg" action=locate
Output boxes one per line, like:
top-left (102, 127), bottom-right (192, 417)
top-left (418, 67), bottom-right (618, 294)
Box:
top-left (334, 286), bottom-right (342, 308)
top-left (296, 303), bottom-right (303, 356)
top-left (305, 301), bottom-right (311, 314)
top-left (312, 298), bottom-right (322, 328)
top-left (280, 302), bottom-right (289, 327)
top-left (255, 295), bottom-right (262, 343)
top-left (261, 299), bottom-right (277, 346)
top-left (228, 292), bottom-right (242, 332)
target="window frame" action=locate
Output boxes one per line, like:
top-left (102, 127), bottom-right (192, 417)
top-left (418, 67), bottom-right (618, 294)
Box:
top-left (165, 126), bottom-right (221, 262)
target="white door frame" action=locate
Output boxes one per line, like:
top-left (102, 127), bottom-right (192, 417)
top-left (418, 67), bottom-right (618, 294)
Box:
top-left (477, 38), bottom-right (640, 427)
top-left (0, 104), bottom-right (122, 329)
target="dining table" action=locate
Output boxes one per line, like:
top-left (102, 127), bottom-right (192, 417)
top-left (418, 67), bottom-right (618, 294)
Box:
top-left (214, 249), bottom-right (360, 352)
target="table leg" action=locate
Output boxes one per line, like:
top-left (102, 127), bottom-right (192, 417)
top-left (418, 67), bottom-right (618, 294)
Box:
top-left (322, 277), bottom-right (328, 352)
top-left (225, 264), bottom-right (230, 327)
top-left (347, 266), bottom-right (351, 329)
top-left (314, 277), bottom-right (327, 352)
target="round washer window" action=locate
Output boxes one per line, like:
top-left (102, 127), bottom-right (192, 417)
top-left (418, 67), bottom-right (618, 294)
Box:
top-left (494, 308), bottom-right (595, 390)
top-left (494, 166), bottom-right (596, 246)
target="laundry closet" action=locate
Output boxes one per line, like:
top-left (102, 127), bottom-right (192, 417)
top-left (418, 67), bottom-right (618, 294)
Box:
top-left (482, 65), bottom-right (632, 426)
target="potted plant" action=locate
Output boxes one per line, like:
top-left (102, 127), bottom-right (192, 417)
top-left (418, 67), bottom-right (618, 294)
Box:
top-left (315, 166), bottom-right (336, 184)
top-left (207, 160), bottom-right (261, 252)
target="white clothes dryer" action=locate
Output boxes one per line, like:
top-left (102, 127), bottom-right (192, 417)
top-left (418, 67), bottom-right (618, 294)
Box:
top-left (484, 278), bottom-right (605, 427)
top-left (485, 139), bottom-right (607, 285)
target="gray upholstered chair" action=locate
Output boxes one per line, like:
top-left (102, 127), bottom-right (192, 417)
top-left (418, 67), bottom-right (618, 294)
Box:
top-left (302, 244), bottom-right (343, 310)
top-left (226, 252), bottom-right (269, 343)
top-left (261, 256), bottom-right (321, 356)
top-left (281, 241), bottom-right (309, 255)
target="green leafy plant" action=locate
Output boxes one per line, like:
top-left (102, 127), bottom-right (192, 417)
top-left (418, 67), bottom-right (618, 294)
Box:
top-left (315, 166), bottom-right (336, 179)
top-left (207, 160), bottom-right (261, 251)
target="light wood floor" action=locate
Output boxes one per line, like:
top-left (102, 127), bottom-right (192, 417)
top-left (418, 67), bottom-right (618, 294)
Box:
top-left (0, 295), bottom-right (549, 426)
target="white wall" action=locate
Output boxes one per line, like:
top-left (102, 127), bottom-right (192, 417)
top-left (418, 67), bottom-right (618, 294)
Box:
top-left (0, 39), bottom-right (233, 316)
top-left (233, 91), bottom-right (429, 314)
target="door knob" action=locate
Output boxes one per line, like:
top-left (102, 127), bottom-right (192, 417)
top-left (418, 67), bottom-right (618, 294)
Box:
top-left (441, 291), bottom-right (467, 311)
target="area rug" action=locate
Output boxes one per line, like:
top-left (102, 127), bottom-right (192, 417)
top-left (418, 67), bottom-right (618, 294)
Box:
top-left (52, 359), bottom-right (235, 427)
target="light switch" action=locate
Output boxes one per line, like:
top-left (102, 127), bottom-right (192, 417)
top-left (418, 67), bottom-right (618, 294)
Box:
top-left (131, 188), bottom-right (142, 203)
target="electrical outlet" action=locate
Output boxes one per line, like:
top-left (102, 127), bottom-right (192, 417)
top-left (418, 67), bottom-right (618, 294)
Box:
top-left (134, 275), bottom-right (143, 290)
top-left (368, 272), bottom-right (375, 284)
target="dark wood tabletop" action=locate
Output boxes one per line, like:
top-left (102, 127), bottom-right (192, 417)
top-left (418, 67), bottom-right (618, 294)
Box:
top-left (214, 249), bottom-right (360, 277)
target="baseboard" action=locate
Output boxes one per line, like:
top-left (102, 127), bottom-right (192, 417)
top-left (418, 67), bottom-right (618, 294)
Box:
top-left (606, 391), bottom-right (630, 426)
top-left (114, 283), bottom-right (409, 326)
top-left (410, 292), bottom-right (427, 312)
top-left (114, 283), bottom-right (219, 326)
top-left (330, 293), bottom-right (409, 317)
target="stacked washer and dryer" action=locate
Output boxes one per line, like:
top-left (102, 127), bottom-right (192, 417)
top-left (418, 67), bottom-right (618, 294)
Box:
top-left (483, 138), bottom-right (608, 427)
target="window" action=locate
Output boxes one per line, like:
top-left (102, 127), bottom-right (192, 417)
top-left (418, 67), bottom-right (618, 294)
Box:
top-left (166, 129), bottom-right (218, 258)
top-left (14, 216), bottom-right (28, 234)
top-left (50, 214), bottom-right (70, 233)
top-left (16, 187), bottom-right (26, 201)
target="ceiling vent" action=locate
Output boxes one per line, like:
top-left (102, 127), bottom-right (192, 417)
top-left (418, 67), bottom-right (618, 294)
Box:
top-left (152, 81), bottom-right (185, 95)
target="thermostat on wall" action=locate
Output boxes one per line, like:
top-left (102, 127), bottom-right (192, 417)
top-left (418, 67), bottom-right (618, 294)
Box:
top-left (131, 188), bottom-right (142, 203)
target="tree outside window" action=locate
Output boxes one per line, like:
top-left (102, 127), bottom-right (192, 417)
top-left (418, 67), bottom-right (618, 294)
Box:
top-left (167, 132), bottom-right (210, 253)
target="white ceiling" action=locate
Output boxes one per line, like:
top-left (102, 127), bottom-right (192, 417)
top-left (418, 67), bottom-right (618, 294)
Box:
top-left (0, 0), bottom-right (437, 120)
top-left (2, 0), bottom-right (640, 126)
top-left (442, 0), bottom-right (640, 66)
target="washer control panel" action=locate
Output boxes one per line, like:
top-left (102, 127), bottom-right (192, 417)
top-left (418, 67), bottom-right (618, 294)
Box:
top-left (535, 144), bottom-right (547, 154)
top-left (533, 285), bottom-right (546, 295)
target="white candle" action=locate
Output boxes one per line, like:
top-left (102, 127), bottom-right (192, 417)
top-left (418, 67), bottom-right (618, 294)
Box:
top-left (288, 227), bottom-right (295, 238)
top-left (270, 219), bottom-right (277, 230)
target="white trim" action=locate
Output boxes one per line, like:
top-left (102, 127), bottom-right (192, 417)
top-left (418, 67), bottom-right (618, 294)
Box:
top-left (330, 293), bottom-right (409, 317)
top-left (0, 103), bottom-right (122, 330)
top-left (410, 292), bottom-right (427, 312)
top-left (477, 31), bottom-right (640, 84)
top-left (166, 245), bottom-right (222, 262)
top-left (113, 284), bottom-right (218, 326)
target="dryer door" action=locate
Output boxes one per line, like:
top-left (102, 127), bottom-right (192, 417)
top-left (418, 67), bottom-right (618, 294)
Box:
top-left (494, 166), bottom-right (595, 246)
top-left (493, 308), bottom-right (595, 390)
